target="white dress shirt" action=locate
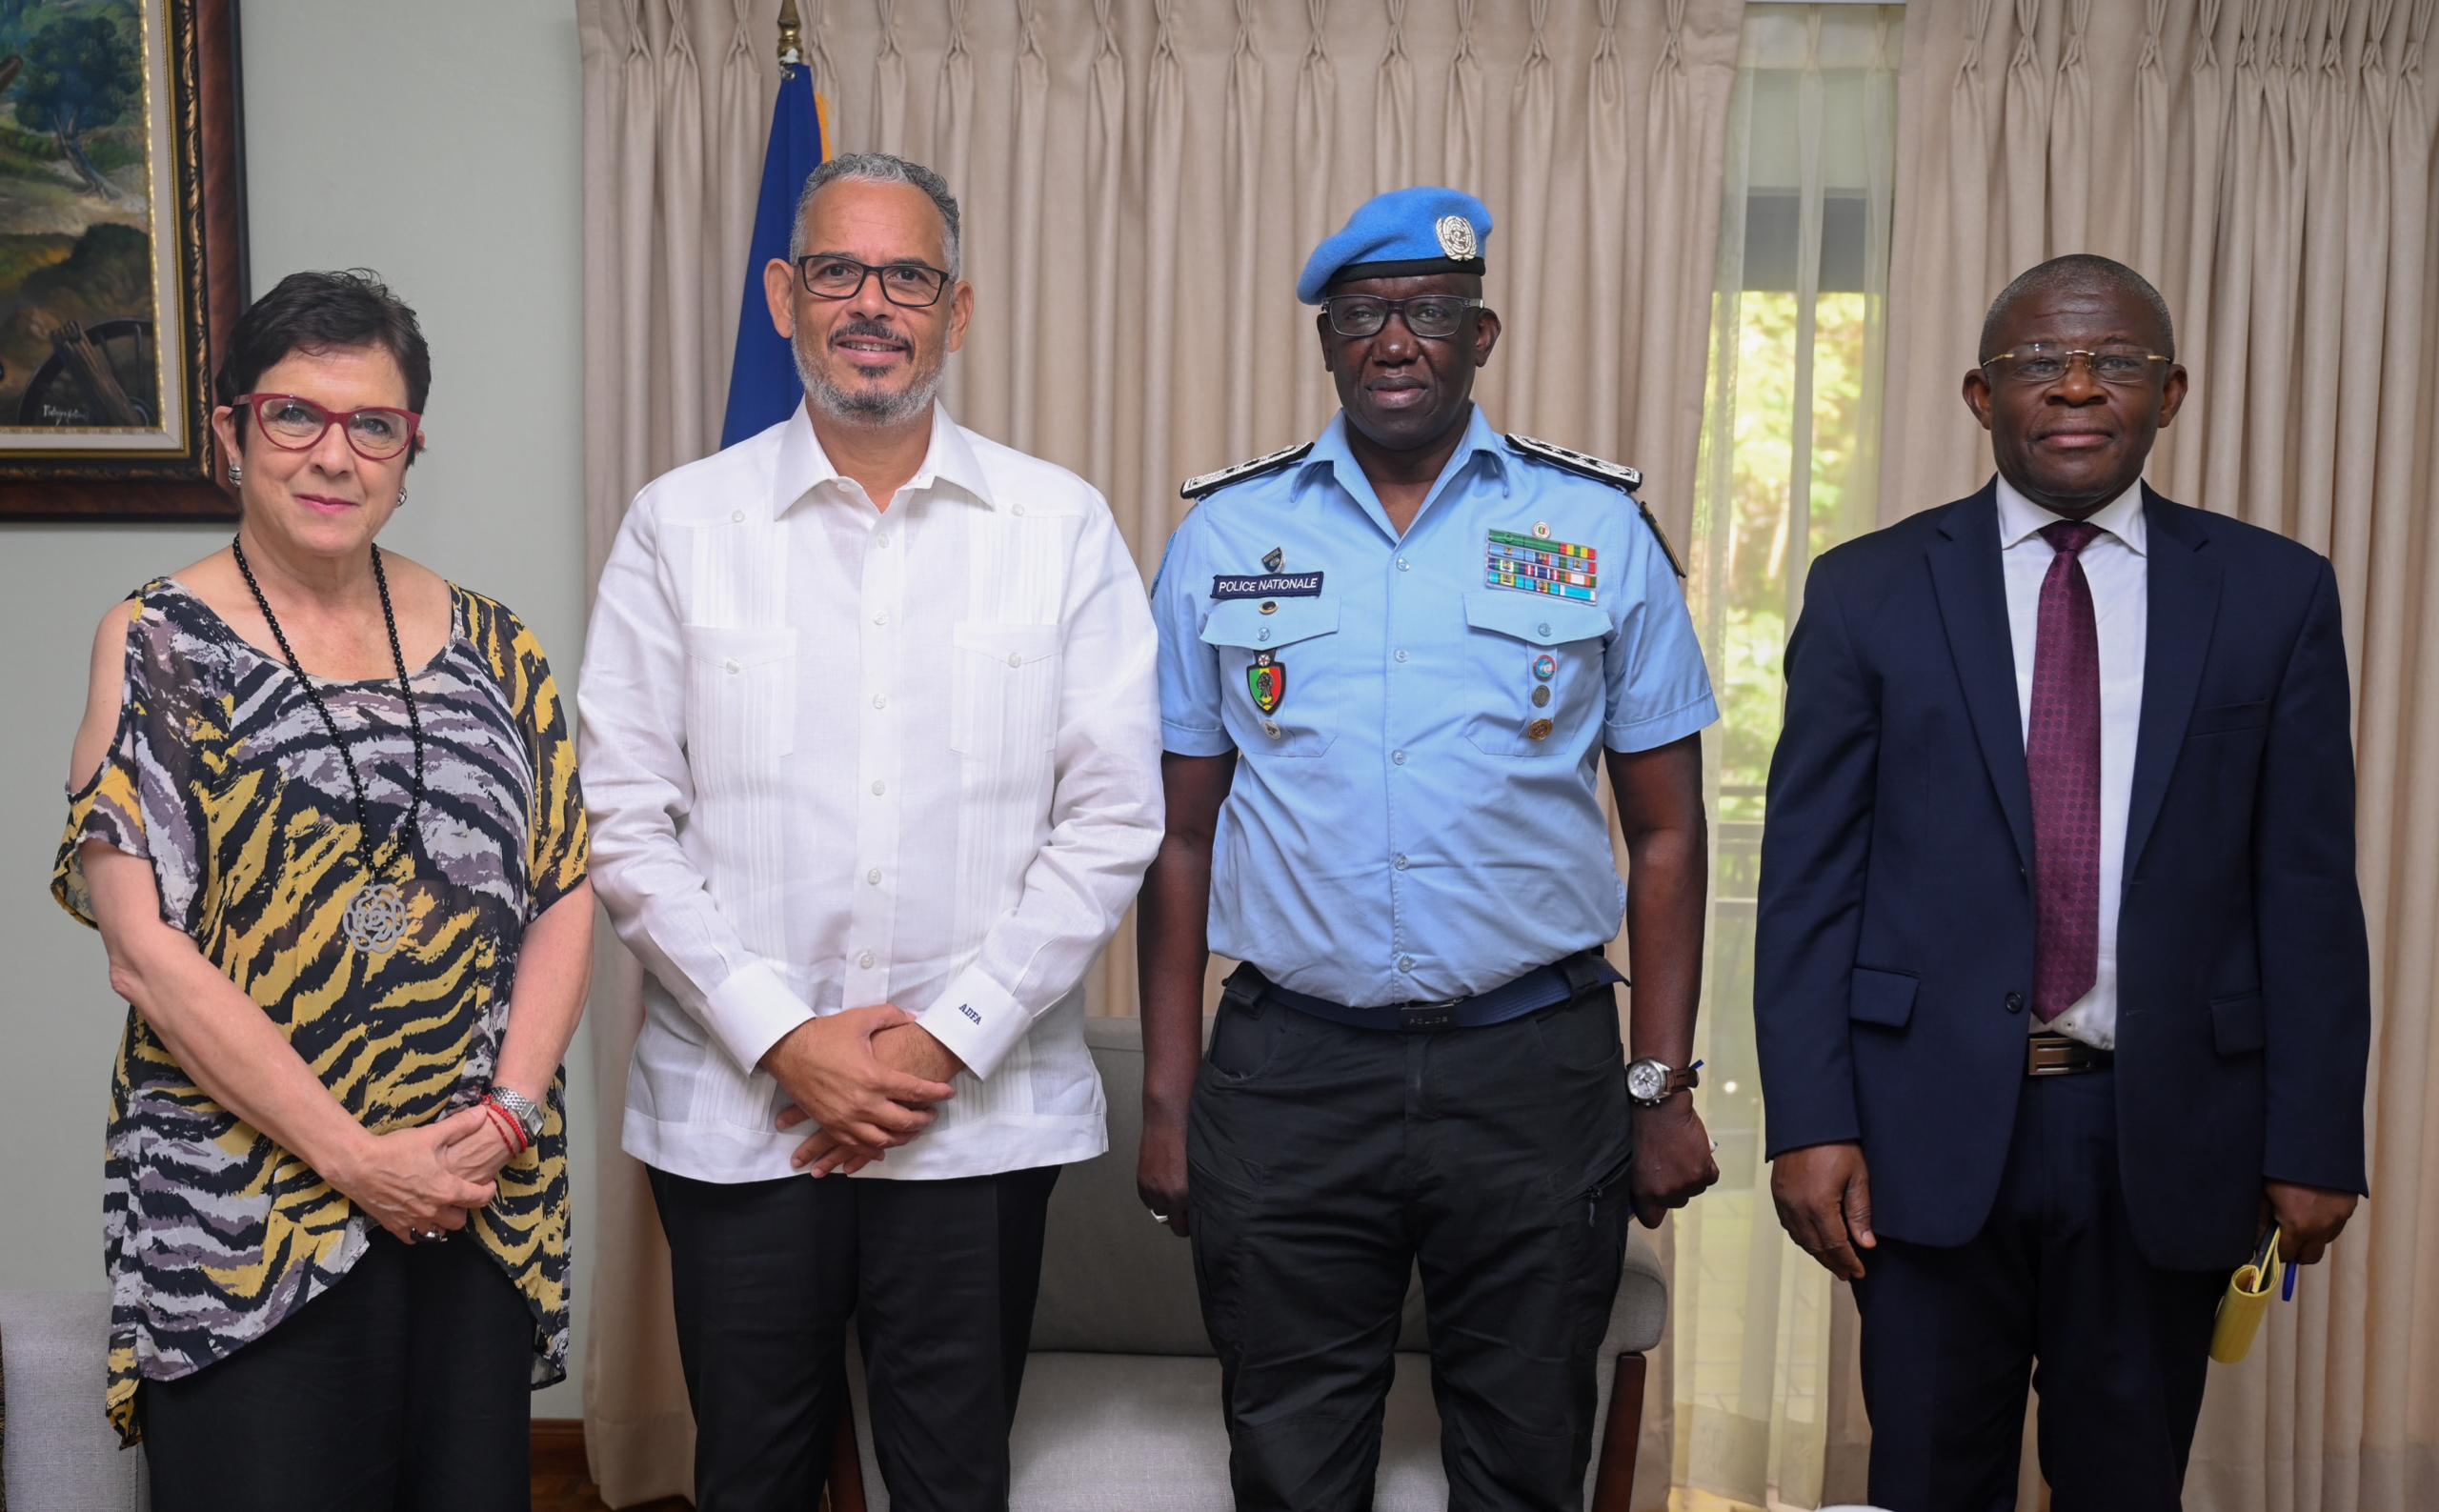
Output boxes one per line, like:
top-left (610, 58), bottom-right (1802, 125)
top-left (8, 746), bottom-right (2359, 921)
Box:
top-left (580, 404), bottom-right (1162, 1182)
top-left (1995, 474), bottom-right (2146, 1051)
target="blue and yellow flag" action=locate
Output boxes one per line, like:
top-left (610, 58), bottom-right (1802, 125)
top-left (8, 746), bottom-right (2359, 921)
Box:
top-left (720, 59), bottom-right (832, 448)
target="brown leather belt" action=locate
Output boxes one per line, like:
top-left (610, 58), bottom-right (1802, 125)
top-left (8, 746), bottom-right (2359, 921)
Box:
top-left (2026, 1031), bottom-right (2113, 1077)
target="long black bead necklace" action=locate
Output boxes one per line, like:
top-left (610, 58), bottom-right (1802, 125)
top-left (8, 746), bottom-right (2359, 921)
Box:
top-left (232, 534), bottom-right (429, 954)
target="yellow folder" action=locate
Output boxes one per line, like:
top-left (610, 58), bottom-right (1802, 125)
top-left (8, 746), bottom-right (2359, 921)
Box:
top-left (2209, 1228), bottom-right (2280, 1364)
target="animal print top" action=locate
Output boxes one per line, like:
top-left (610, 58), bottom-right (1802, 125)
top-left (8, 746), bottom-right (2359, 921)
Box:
top-left (51, 576), bottom-right (588, 1443)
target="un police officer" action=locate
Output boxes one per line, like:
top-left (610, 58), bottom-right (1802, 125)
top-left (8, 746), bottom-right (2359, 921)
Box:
top-left (1138, 188), bottom-right (1722, 1510)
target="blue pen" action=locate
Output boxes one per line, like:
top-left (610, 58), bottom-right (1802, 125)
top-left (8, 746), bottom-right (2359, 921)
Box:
top-left (2282, 1260), bottom-right (2298, 1301)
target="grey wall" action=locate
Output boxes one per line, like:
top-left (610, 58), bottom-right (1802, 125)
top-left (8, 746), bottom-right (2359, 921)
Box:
top-left (0, 1), bottom-right (595, 1418)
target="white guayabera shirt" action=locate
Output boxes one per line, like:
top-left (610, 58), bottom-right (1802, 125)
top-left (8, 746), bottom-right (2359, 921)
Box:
top-left (580, 404), bottom-right (1162, 1182)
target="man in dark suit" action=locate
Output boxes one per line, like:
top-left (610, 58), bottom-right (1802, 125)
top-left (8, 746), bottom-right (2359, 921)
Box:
top-left (1754, 254), bottom-right (2369, 1510)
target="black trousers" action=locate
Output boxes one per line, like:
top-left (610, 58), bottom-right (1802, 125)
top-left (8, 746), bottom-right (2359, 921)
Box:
top-left (141, 1230), bottom-right (534, 1512)
top-left (1851, 1067), bottom-right (2226, 1512)
top-left (650, 1161), bottom-right (1061, 1512)
top-left (1187, 981), bottom-right (1634, 1512)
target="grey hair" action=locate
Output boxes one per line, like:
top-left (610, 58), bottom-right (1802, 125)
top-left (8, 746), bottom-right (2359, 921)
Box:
top-left (1980, 253), bottom-right (2175, 364)
top-left (787, 151), bottom-right (963, 278)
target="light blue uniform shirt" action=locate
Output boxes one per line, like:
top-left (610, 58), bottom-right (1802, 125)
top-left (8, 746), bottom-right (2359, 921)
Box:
top-left (1152, 405), bottom-right (1719, 1007)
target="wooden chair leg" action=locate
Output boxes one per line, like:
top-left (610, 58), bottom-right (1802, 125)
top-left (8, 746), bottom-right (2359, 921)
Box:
top-left (1590, 1351), bottom-right (1647, 1512)
top-left (824, 1399), bottom-right (869, 1512)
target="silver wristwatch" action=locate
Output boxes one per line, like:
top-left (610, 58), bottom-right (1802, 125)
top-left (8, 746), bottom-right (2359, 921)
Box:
top-left (489, 1084), bottom-right (546, 1141)
top-left (1624, 1058), bottom-right (1700, 1109)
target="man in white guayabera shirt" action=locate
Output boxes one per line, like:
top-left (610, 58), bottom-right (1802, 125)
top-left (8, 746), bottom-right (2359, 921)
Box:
top-left (579, 152), bottom-right (1161, 1512)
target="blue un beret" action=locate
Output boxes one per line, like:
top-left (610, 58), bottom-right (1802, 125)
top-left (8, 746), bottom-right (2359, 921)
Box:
top-left (1297, 187), bottom-right (1494, 304)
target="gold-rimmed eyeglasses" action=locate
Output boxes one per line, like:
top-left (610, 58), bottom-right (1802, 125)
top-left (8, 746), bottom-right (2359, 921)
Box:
top-left (1981, 345), bottom-right (2171, 387)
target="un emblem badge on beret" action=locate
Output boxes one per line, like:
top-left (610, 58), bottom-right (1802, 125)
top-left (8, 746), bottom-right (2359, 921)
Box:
top-left (1436, 214), bottom-right (1479, 260)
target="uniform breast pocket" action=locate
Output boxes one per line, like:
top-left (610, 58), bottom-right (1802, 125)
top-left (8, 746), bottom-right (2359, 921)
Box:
top-left (949, 622), bottom-right (1063, 758)
top-left (1460, 592), bottom-right (1611, 757)
top-left (1199, 596), bottom-right (1342, 757)
top-left (680, 625), bottom-right (797, 786)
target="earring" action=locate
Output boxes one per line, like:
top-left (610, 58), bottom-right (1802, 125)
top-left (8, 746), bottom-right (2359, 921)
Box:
top-left (395, 488), bottom-right (409, 508)
top-left (226, 462), bottom-right (243, 484)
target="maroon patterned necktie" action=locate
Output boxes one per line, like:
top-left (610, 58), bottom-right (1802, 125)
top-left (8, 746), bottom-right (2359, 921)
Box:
top-left (2028, 520), bottom-right (2104, 1022)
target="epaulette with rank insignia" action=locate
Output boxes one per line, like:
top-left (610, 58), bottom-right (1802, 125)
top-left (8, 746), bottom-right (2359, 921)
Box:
top-left (1179, 442), bottom-right (1315, 500)
top-left (1502, 433), bottom-right (1684, 578)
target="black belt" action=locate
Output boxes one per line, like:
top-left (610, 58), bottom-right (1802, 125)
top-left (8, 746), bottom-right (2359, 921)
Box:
top-left (1224, 951), bottom-right (1623, 1034)
top-left (2026, 1031), bottom-right (2113, 1077)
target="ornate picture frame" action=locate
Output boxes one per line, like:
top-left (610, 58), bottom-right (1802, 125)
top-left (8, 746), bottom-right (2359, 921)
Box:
top-left (0, 0), bottom-right (244, 520)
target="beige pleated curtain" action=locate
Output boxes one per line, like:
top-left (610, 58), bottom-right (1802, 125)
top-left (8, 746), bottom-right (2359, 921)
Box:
top-left (575, 1), bottom-right (1746, 1503)
top-left (1881, 1), bottom-right (2439, 1506)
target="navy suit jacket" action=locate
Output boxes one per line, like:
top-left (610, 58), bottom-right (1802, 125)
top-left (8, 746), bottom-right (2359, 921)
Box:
top-left (1753, 482), bottom-right (2369, 1271)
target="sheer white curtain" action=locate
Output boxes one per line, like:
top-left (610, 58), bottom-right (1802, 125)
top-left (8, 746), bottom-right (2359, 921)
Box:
top-left (1672, 8), bottom-right (1899, 1508)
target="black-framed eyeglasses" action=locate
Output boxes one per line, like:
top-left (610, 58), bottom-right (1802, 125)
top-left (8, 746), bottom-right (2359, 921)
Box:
top-left (1322, 294), bottom-right (1486, 340)
top-left (794, 255), bottom-right (953, 307)
top-left (1981, 344), bottom-right (2171, 387)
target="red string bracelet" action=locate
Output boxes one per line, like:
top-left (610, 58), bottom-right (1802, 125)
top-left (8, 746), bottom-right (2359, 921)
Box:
top-left (479, 1097), bottom-right (529, 1157)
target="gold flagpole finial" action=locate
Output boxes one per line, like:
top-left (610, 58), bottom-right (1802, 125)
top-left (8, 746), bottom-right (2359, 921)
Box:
top-left (777, 0), bottom-right (803, 71)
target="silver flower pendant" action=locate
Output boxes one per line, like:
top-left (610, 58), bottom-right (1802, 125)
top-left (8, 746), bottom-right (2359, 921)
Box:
top-left (343, 879), bottom-right (410, 955)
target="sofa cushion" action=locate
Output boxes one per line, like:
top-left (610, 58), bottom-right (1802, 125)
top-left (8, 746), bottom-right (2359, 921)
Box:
top-left (1027, 1018), bottom-right (1218, 1357)
top-left (0, 1291), bottom-right (148, 1512)
top-left (854, 1349), bottom-right (1457, 1511)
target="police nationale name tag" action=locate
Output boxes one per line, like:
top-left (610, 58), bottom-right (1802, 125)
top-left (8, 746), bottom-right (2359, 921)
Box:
top-left (1212, 572), bottom-right (1324, 600)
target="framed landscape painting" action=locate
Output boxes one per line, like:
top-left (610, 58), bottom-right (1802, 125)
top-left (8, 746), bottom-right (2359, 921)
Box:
top-left (0, 0), bottom-right (243, 520)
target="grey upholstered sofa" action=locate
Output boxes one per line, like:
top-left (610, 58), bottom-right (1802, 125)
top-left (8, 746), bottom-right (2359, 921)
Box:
top-left (0, 1289), bottom-right (149, 1511)
top-left (841, 1014), bottom-right (1666, 1511)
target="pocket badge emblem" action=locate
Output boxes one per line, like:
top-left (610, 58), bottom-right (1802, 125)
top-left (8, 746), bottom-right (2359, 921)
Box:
top-left (1248, 652), bottom-right (1287, 715)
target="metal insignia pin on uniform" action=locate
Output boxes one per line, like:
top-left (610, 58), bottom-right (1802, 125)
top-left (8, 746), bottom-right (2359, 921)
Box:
top-left (1262, 546), bottom-right (1285, 573)
top-left (1532, 654), bottom-right (1557, 682)
top-left (1248, 652), bottom-right (1288, 715)
top-left (1532, 685), bottom-right (1551, 708)
top-left (1259, 601), bottom-right (1279, 615)
top-left (1532, 521), bottom-right (1552, 540)
top-left (1436, 214), bottom-right (1479, 260)
top-left (1525, 718), bottom-right (1555, 742)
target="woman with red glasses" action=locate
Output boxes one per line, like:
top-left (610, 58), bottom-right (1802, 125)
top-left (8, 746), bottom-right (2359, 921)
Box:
top-left (51, 269), bottom-right (592, 1511)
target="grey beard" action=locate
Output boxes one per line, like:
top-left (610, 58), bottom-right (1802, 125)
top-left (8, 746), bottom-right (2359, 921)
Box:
top-left (796, 337), bottom-right (942, 427)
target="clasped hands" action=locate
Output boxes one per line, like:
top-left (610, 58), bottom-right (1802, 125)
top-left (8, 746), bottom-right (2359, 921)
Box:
top-left (762, 1005), bottom-right (962, 1178)
top-left (333, 1101), bottom-right (526, 1247)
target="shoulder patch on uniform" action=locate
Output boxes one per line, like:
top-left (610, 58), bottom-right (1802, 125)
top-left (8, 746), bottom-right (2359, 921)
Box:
top-left (1502, 433), bottom-right (1683, 578)
top-left (1179, 442), bottom-right (1315, 500)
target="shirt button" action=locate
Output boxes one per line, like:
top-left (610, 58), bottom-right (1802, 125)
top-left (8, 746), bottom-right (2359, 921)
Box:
top-left (1538, 622), bottom-right (1552, 636)
top-left (2005, 991), bottom-right (2026, 1014)
top-left (1398, 956), bottom-right (1416, 972)
top-left (1262, 720), bottom-right (1282, 738)
top-left (1396, 557), bottom-right (1411, 572)
top-left (1013, 503), bottom-right (1027, 516)
top-left (1394, 854), bottom-right (1409, 871)
top-left (1391, 750), bottom-right (1407, 765)
top-left (872, 693), bottom-right (887, 710)
top-left (1258, 627), bottom-right (1272, 642)
top-left (871, 779), bottom-right (887, 796)
top-left (724, 657), bottom-right (741, 674)
top-left (1394, 649), bottom-right (1409, 663)
top-left (1008, 653), bottom-right (1023, 668)
top-left (731, 509), bottom-right (745, 523)
top-left (865, 868), bottom-right (882, 886)
top-left (858, 950), bottom-right (876, 969)
top-left (876, 533), bottom-right (893, 548)
top-left (874, 611), bottom-right (890, 626)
